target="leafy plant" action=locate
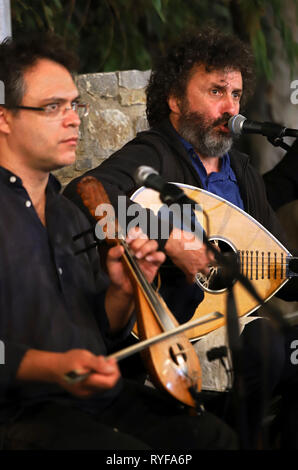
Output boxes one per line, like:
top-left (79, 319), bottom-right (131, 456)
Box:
top-left (10, 0), bottom-right (298, 78)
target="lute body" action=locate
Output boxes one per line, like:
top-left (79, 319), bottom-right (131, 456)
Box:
top-left (131, 183), bottom-right (296, 341)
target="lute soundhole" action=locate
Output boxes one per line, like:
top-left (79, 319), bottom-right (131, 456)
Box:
top-left (195, 237), bottom-right (238, 293)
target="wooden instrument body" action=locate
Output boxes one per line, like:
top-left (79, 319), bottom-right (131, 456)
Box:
top-left (131, 183), bottom-right (291, 341)
top-left (133, 282), bottom-right (201, 406)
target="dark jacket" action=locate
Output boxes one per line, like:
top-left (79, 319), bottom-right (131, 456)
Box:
top-left (263, 138), bottom-right (298, 211)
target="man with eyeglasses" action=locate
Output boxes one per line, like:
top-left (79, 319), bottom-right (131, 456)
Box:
top-left (0, 33), bottom-right (236, 451)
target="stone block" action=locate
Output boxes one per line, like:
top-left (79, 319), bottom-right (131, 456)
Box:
top-left (119, 88), bottom-right (147, 106)
top-left (89, 108), bottom-right (134, 151)
top-left (75, 157), bottom-right (93, 171)
top-left (118, 70), bottom-right (151, 89)
top-left (76, 72), bottom-right (118, 98)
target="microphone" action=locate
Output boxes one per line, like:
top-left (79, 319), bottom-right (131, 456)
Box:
top-left (228, 114), bottom-right (298, 139)
top-left (134, 165), bottom-right (194, 206)
top-left (134, 166), bottom-right (167, 193)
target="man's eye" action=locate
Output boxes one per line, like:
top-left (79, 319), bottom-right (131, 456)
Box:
top-left (211, 89), bottom-right (220, 95)
top-left (44, 103), bottom-right (59, 113)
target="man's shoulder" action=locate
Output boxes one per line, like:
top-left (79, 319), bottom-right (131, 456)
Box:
top-left (126, 119), bottom-right (179, 149)
top-left (58, 190), bottom-right (93, 229)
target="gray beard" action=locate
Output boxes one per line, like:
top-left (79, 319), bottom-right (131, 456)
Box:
top-left (177, 111), bottom-right (233, 158)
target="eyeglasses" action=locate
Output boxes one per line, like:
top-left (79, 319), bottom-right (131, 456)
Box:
top-left (4, 102), bottom-right (89, 119)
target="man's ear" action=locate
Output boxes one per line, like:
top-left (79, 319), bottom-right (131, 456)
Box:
top-left (0, 107), bottom-right (11, 134)
top-left (168, 95), bottom-right (181, 115)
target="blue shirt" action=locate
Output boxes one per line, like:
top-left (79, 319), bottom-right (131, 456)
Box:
top-left (179, 136), bottom-right (244, 210)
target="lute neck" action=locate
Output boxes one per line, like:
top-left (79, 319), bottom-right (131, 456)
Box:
top-left (238, 251), bottom-right (298, 280)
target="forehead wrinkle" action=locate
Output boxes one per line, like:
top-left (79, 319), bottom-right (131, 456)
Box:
top-left (209, 80), bottom-right (242, 93)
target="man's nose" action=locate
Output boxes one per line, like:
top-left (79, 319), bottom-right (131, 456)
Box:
top-left (62, 108), bottom-right (81, 127)
top-left (221, 94), bottom-right (239, 116)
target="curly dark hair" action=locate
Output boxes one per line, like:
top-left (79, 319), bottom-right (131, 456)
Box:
top-left (0, 32), bottom-right (79, 109)
top-left (146, 28), bottom-right (256, 127)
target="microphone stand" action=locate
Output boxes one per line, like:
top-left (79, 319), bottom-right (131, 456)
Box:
top-left (156, 184), bottom-right (250, 445)
top-left (226, 282), bottom-right (248, 449)
top-left (267, 135), bottom-right (292, 152)
top-left (157, 182), bottom-right (291, 449)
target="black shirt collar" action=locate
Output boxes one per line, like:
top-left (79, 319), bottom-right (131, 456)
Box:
top-left (0, 166), bottom-right (62, 194)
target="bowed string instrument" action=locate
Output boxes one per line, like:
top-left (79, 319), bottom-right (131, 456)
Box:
top-left (73, 176), bottom-right (221, 409)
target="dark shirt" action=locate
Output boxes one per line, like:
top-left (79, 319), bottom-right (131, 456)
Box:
top-left (0, 167), bottom-right (132, 423)
top-left (179, 136), bottom-right (245, 210)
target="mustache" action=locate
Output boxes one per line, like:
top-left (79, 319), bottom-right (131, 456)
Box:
top-left (212, 113), bottom-right (233, 127)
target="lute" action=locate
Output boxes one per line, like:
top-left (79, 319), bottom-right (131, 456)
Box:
top-left (131, 182), bottom-right (298, 341)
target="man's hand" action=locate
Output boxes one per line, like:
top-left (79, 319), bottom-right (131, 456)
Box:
top-left (165, 227), bottom-right (214, 283)
top-left (104, 227), bottom-right (166, 331)
top-left (106, 227), bottom-right (166, 296)
top-left (16, 349), bottom-right (121, 398)
top-left (55, 350), bottom-right (120, 398)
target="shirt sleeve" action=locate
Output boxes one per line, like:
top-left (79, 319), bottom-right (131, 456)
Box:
top-left (93, 284), bottom-right (137, 353)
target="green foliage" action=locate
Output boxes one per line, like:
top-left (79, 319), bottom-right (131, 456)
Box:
top-left (10, 0), bottom-right (298, 79)
top-left (235, 0), bottom-right (298, 79)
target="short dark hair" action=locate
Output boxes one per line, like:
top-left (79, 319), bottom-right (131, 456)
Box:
top-left (146, 28), bottom-right (256, 127)
top-left (0, 32), bottom-right (79, 108)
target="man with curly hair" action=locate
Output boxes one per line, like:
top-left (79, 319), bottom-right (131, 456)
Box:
top-left (64, 28), bottom-right (298, 449)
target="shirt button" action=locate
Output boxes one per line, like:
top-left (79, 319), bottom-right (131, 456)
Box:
top-left (58, 267), bottom-right (63, 275)
top-left (9, 176), bottom-right (17, 183)
top-left (25, 200), bottom-right (31, 208)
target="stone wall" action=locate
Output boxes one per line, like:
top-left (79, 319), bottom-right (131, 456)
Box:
top-left (54, 69), bottom-right (150, 187)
